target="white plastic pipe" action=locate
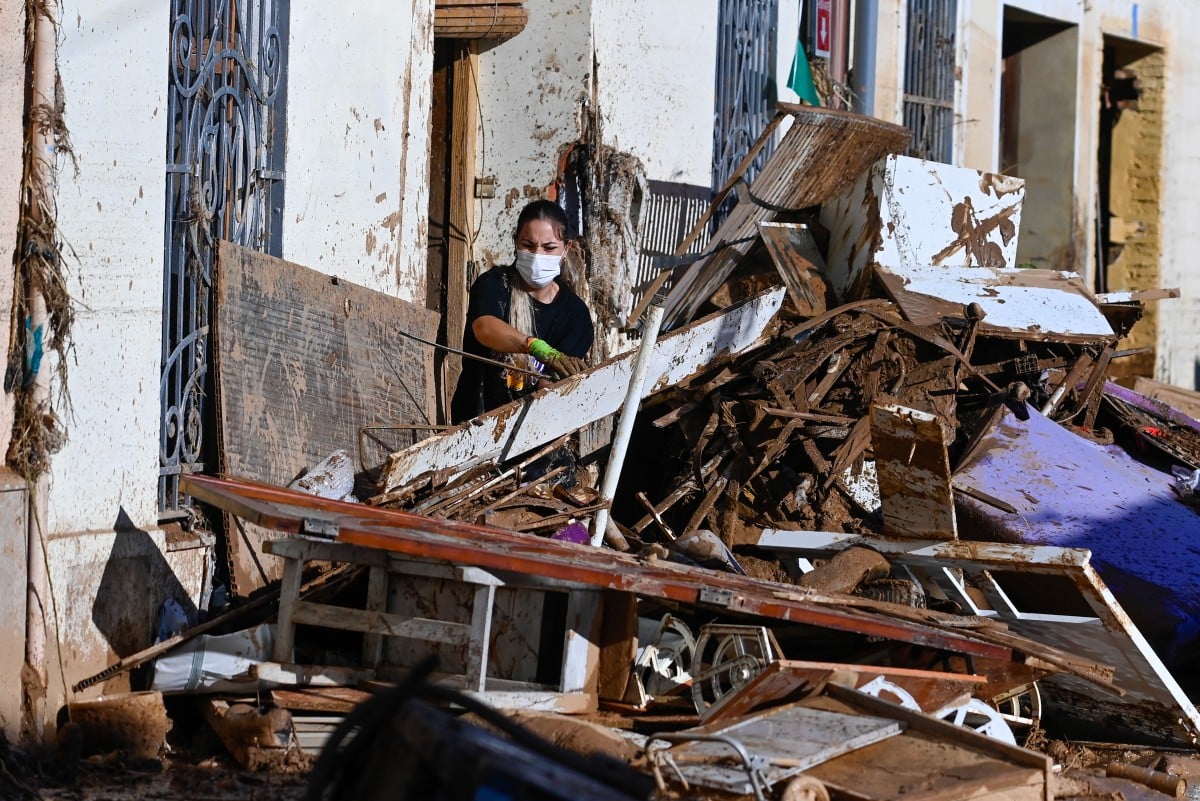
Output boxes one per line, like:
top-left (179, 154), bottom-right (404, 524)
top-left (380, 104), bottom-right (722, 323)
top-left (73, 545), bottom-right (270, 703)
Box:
top-left (590, 301), bottom-right (666, 547)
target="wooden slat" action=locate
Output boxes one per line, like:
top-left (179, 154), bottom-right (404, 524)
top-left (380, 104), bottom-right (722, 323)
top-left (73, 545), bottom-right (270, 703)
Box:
top-left (870, 403), bottom-right (956, 539)
top-left (434, 5), bottom-right (528, 39)
top-left (292, 601), bottom-right (473, 645)
top-left (379, 288), bottom-right (786, 493)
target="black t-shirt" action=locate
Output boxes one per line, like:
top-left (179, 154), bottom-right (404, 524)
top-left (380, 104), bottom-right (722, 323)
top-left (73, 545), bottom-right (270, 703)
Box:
top-left (450, 265), bottom-right (594, 423)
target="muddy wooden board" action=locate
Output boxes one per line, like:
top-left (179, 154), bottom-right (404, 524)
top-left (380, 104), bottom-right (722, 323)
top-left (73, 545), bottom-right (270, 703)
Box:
top-left (875, 264), bottom-right (1115, 343)
top-left (1131, 376), bottom-right (1200, 423)
top-left (655, 702), bottom-right (902, 795)
top-left (757, 222), bottom-right (827, 316)
top-left (871, 403), bottom-right (956, 539)
top-left (804, 689), bottom-right (1051, 801)
top-left (822, 156), bottom-right (1026, 300)
top-left (213, 240), bottom-right (438, 596)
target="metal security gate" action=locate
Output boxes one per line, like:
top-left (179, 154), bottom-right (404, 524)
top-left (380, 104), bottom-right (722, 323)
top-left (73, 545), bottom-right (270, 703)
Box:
top-left (161, 0), bottom-right (288, 517)
top-left (903, 0), bottom-right (957, 163)
top-left (713, 0), bottom-right (778, 214)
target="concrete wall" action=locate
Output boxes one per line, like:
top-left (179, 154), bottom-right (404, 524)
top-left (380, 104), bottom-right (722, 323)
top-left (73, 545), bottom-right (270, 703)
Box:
top-left (1155, 2), bottom-right (1200, 389)
top-left (282, 0), bottom-right (433, 302)
top-left (27, 0), bottom-right (437, 717)
top-left (592, 0), bottom-right (719, 187)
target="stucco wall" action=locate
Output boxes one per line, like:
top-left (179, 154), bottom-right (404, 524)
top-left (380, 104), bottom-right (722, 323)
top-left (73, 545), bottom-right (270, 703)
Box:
top-left (592, 0), bottom-right (719, 187)
top-left (0, 1), bottom-right (21, 466)
top-left (283, 0), bottom-right (433, 302)
top-left (51, 3), bottom-right (168, 536)
top-left (473, 0), bottom-right (593, 265)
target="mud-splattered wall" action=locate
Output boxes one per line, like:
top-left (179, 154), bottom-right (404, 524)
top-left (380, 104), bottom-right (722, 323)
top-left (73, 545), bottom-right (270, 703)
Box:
top-left (283, 0), bottom-right (433, 304)
top-left (474, 0), bottom-right (593, 267)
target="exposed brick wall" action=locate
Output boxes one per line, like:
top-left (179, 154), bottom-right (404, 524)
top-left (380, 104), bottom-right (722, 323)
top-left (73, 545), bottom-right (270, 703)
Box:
top-left (1107, 50), bottom-right (1164, 384)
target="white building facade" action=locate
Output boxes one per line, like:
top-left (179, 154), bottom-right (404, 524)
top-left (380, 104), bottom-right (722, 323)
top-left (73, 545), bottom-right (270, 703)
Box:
top-left (1, 0), bottom-right (1197, 744)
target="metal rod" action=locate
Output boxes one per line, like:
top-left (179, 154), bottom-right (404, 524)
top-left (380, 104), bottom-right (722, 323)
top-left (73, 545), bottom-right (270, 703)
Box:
top-left (591, 299), bottom-right (666, 546)
top-left (394, 327), bottom-right (544, 378)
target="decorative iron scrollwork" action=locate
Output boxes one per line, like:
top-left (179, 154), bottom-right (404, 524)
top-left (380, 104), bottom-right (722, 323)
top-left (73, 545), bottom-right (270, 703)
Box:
top-left (161, 0), bottom-right (287, 516)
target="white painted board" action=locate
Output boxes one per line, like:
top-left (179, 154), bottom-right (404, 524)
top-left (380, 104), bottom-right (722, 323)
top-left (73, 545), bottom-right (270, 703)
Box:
top-left (380, 288), bottom-right (785, 492)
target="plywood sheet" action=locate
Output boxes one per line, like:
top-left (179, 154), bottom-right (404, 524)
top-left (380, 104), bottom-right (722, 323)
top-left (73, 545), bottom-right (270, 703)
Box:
top-left (213, 241), bottom-right (438, 596)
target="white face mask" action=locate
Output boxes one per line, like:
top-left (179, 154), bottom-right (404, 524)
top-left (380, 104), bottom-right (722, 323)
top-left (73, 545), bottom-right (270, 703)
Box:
top-left (514, 250), bottom-right (561, 289)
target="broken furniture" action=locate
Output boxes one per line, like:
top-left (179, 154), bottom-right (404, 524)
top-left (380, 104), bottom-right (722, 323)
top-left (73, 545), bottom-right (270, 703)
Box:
top-left (178, 473), bottom-right (1115, 712)
top-left (660, 104), bottom-right (911, 330)
top-left (759, 527), bottom-right (1200, 746)
top-left (265, 536), bottom-right (601, 713)
top-left (648, 683), bottom-right (1053, 801)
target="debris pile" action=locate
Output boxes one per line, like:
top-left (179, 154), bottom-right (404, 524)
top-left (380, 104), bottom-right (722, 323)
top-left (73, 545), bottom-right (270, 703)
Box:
top-left (64, 103), bottom-right (1200, 801)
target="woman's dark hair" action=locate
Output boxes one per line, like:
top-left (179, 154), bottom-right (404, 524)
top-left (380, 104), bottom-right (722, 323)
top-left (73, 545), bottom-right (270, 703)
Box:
top-left (514, 199), bottom-right (569, 241)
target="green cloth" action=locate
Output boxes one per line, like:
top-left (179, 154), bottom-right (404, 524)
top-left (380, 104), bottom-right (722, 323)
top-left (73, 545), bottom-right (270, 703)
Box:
top-left (788, 37), bottom-right (821, 106)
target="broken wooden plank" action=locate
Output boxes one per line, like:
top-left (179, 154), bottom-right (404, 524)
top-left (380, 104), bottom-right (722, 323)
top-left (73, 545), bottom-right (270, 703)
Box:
top-left (822, 156), bottom-right (1026, 300)
top-left (663, 105), bottom-right (910, 328)
top-left (181, 473), bottom-right (1027, 660)
top-left (762, 524), bottom-right (1200, 746)
top-left (876, 264), bottom-right (1115, 344)
top-left (270, 687), bottom-right (372, 714)
top-left (1130, 377), bottom-right (1200, 423)
top-left (704, 659), bottom-right (988, 724)
top-left (758, 222), bottom-right (828, 316)
top-left (379, 287), bottom-right (786, 493)
top-left (870, 403), bottom-right (956, 539)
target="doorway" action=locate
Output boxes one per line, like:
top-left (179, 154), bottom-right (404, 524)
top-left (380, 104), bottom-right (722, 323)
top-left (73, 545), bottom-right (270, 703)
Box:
top-left (999, 8), bottom-right (1077, 271)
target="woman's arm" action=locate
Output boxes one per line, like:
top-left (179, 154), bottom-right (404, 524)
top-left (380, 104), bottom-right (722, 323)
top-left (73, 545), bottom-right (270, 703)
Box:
top-left (472, 315), bottom-right (533, 354)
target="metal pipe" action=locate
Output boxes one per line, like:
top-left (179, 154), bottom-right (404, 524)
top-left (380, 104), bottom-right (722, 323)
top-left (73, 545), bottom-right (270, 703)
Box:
top-left (26, 0), bottom-right (57, 733)
top-left (852, 0), bottom-right (879, 115)
top-left (590, 300), bottom-right (666, 547)
top-left (831, 0), bottom-right (851, 107)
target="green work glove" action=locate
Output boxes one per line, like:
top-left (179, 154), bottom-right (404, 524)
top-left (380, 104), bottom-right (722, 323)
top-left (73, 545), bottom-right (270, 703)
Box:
top-left (527, 337), bottom-right (563, 364)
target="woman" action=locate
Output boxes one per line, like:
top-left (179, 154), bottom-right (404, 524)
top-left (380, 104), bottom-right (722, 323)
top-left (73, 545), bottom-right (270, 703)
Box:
top-left (450, 200), bottom-right (594, 423)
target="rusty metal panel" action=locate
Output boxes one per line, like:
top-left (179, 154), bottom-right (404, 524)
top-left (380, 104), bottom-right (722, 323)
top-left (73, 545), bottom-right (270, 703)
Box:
top-left (662, 105), bottom-right (910, 328)
top-left (380, 287), bottom-right (786, 494)
top-left (759, 525), bottom-right (1200, 746)
top-left (822, 156), bottom-right (1026, 301)
top-left (870, 403), bottom-right (956, 539)
top-left (877, 264), bottom-right (1114, 343)
top-left (757, 222), bottom-right (827, 316)
top-left (213, 241), bottom-right (439, 596)
top-left (179, 474), bottom-right (1018, 660)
